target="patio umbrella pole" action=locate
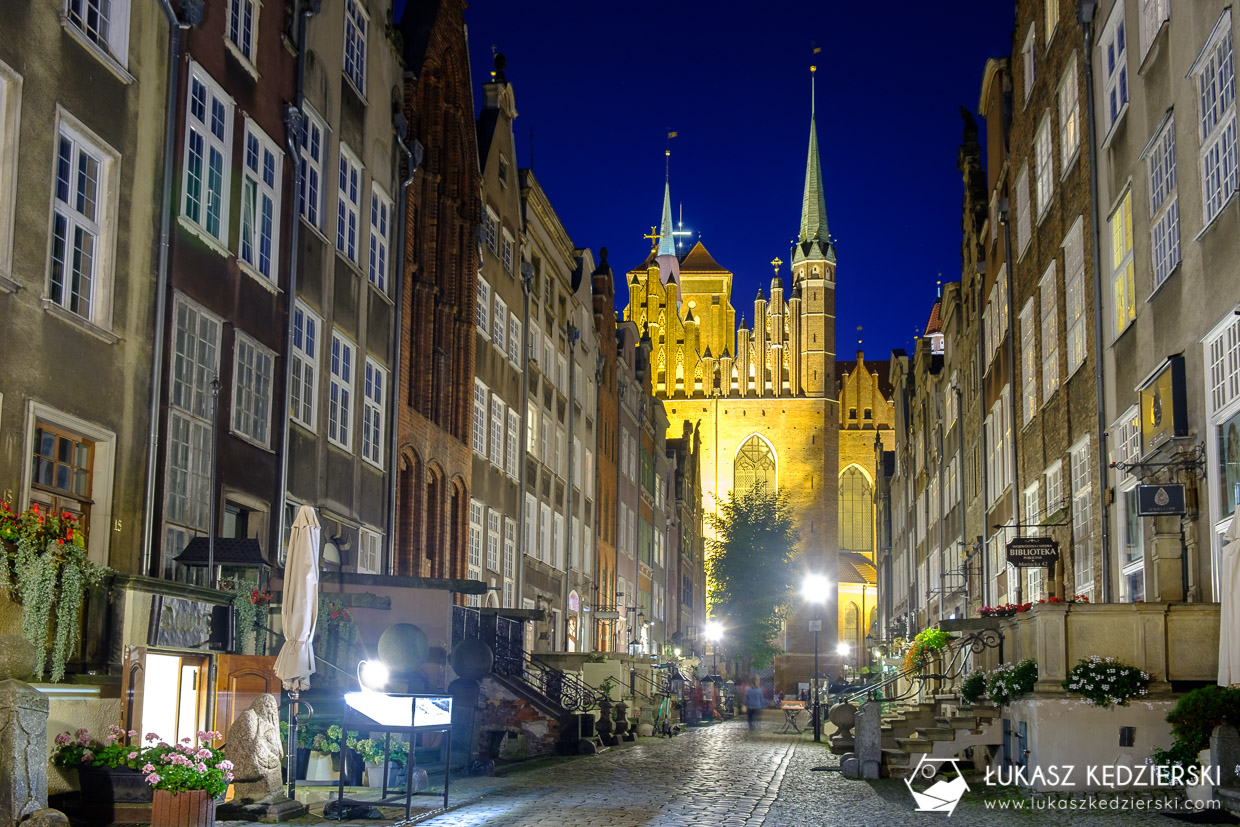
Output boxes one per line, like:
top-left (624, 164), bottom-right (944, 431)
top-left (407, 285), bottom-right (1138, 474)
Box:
top-left (287, 688), bottom-right (299, 801)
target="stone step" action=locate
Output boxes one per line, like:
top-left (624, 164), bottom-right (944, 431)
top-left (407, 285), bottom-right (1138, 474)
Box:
top-left (1217, 786), bottom-right (1240, 817)
top-left (947, 716), bottom-right (978, 728)
top-left (882, 748), bottom-right (911, 767)
top-left (896, 736), bottom-right (934, 753)
top-left (922, 727), bottom-right (958, 741)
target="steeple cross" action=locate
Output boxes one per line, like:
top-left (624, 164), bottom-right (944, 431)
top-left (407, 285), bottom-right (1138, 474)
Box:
top-left (771, 257), bottom-right (782, 276)
top-left (643, 226), bottom-right (660, 252)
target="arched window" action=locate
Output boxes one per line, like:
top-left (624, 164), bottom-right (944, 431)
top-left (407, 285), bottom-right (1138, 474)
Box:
top-left (734, 436), bottom-right (776, 494)
top-left (839, 466), bottom-right (873, 553)
top-left (843, 602), bottom-right (859, 649)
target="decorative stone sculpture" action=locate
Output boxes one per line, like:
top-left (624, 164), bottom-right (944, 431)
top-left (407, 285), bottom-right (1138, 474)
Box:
top-left (0, 635), bottom-right (65, 827)
top-left (218, 694), bottom-right (306, 822)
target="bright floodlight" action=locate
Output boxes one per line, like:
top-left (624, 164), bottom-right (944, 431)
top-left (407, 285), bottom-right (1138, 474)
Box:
top-left (673, 647), bottom-right (682, 658)
top-left (358, 659), bottom-right (390, 691)
top-left (802, 572), bottom-right (831, 603)
top-left (836, 642), bottom-right (851, 657)
top-left (704, 620), bottom-right (723, 642)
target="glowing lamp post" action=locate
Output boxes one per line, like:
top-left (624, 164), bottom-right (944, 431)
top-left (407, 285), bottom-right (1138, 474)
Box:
top-left (802, 572), bottom-right (830, 742)
top-left (704, 620), bottom-right (723, 676)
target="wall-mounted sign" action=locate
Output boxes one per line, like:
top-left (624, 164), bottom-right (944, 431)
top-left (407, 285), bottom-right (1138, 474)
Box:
top-left (1139, 355), bottom-right (1188, 455)
top-left (1137, 483), bottom-right (1186, 516)
top-left (1005, 537), bottom-right (1060, 567)
top-left (148, 595), bottom-right (229, 650)
top-left (568, 590), bottom-right (580, 612)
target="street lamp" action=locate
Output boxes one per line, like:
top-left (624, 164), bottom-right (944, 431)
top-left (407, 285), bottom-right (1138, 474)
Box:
top-left (802, 572), bottom-right (830, 742)
top-left (704, 620), bottom-right (723, 676)
top-left (837, 642), bottom-right (851, 683)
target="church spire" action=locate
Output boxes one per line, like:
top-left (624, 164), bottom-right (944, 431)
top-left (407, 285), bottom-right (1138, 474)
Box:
top-left (793, 65), bottom-right (835, 266)
top-left (655, 139), bottom-right (681, 287)
top-left (658, 179), bottom-right (676, 258)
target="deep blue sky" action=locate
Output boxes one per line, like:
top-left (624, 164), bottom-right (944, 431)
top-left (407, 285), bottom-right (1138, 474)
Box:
top-left (450, 1), bottom-right (1015, 358)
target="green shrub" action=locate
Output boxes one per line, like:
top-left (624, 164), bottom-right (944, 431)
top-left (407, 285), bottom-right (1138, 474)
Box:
top-left (960, 670), bottom-right (987, 705)
top-left (1165, 685), bottom-right (1240, 754)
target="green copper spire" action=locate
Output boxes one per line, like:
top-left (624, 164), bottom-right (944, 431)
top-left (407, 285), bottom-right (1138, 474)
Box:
top-left (793, 66), bottom-right (835, 266)
top-left (658, 180), bottom-right (676, 258)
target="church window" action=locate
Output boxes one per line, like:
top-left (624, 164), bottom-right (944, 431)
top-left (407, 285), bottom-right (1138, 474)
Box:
top-left (843, 602), bottom-right (859, 651)
top-left (734, 436), bottom-right (776, 495)
top-left (864, 408), bottom-right (872, 419)
top-left (849, 408), bottom-right (857, 420)
top-left (839, 466), bottom-right (873, 553)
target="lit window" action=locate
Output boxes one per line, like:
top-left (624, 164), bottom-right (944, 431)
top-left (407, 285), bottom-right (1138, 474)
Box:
top-left (1101, 2), bottom-right (1129, 135)
top-left (328, 331), bottom-right (355, 450)
top-left (1063, 218), bottom-right (1087, 375)
top-left (362, 357), bottom-right (385, 467)
top-left (1015, 165), bottom-right (1032, 256)
top-left (343, 0), bottom-right (368, 95)
top-left (1040, 262), bottom-right (1060, 400)
top-left (182, 63), bottom-right (233, 243)
top-left (1022, 24), bottom-right (1036, 103)
top-left (1035, 113), bottom-right (1054, 216)
top-left (239, 120), bottom-right (282, 281)
top-left (1144, 114), bottom-right (1180, 288)
top-left (368, 185), bottom-right (391, 292)
top-left (1059, 56), bottom-right (1080, 168)
top-left (336, 145), bottom-right (362, 263)
top-left (1109, 190), bottom-right (1136, 337)
top-left (231, 333), bottom-right (275, 447)
top-left (290, 302), bottom-right (320, 431)
top-left (227, 0), bottom-right (258, 65)
top-left (49, 118), bottom-right (114, 324)
top-left (506, 409), bottom-right (520, 478)
top-left (1044, 0), bottom-right (1059, 41)
top-left (1020, 298), bottom-right (1037, 425)
top-left (298, 105), bottom-right (326, 228)
top-left (1195, 11), bottom-right (1238, 226)
top-left (1070, 437), bottom-right (1094, 596)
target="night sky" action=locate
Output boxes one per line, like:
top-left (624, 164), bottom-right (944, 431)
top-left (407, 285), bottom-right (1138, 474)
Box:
top-left (417, 1), bottom-right (1016, 359)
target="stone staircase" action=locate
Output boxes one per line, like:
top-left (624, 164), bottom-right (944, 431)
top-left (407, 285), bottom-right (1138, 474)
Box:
top-left (883, 702), bottom-right (1002, 779)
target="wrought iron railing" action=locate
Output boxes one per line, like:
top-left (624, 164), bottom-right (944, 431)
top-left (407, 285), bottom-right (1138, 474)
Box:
top-left (494, 650), bottom-right (602, 712)
top-left (837, 627), bottom-right (1004, 706)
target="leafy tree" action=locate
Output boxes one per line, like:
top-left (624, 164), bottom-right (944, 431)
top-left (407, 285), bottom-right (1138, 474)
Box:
top-left (705, 485), bottom-right (799, 678)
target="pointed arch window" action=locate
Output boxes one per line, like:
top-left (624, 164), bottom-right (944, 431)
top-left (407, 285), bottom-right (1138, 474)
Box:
top-left (839, 466), bottom-right (873, 553)
top-left (734, 436), bottom-right (776, 495)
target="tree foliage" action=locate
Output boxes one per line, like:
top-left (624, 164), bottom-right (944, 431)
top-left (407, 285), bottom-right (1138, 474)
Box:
top-left (705, 485), bottom-right (799, 676)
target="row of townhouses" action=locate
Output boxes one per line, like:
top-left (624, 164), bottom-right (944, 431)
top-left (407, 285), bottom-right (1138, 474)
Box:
top-left (879, 0), bottom-right (1239, 640)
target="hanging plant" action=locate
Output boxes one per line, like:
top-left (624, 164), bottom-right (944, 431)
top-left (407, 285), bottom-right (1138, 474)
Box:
top-left (903, 628), bottom-right (952, 672)
top-left (0, 502), bottom-right (111, 681)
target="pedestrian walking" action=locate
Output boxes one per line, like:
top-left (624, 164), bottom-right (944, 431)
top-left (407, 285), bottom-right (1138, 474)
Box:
top-left (744, 679), bottom-right (764, 730)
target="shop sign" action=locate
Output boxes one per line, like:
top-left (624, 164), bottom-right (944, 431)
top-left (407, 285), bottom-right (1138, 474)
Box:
top-left (148, 595), bottom-right (225, 650)
top-left (1137, 483), bottom-right (1186, 516)
top-left (1139, 355), bottom-right (1188, 455)
top-left (1005, 538), bottom-right (1059, 567)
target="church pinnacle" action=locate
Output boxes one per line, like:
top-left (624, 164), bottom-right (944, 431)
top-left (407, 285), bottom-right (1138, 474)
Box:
top-left (654, 142), bottom-right (681, 286)
top-left (793, 65), bottom-right (835, 267)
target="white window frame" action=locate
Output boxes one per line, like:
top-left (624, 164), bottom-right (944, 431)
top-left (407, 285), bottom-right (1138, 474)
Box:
top-left (1070, 436), bottom-right (1094, 596)
top-left (503, 518), bottom-right (516, 604)
top-left (1194, 11), bottom-right (1238, 227)
top-left (343, 0), bottom-right (368, 97)
top-left (540, 503), bottom-right (552, 565)
top-left (1139, 0), bottom-right (1170, 61)
top-left (0, 61), bottom-right (20, 283)
top-left (239, 119), bottom-right (282, 283)
top-left (1143, 113), bottom-right (1180, 289)
top-left (231, 332), bottom-right (275, 448)
top-left (1044, 460), bottom-right (1064, 514)
top-left (290, 301), bottom-right (320, 431)
top-left (48, 112), bottom-right (118, 327)
top-left (524, 494), bottom-right (537, 557)
top-left (1035, 112), bottom-right (1054, 217)
top-left (506, 408), bottom-right (520, 478)
top-left (472, 379), bottom-right (488, 456)
top-left (358, 527), bottom-right (382, 575)
top-left (1109, 189), bottom-right (1136, 338)
top-left (166, 297), bottom-right (221, 543)
top-left (1025, 481), bottom-right (1041, 537)
top-left (328, 331), bottom-right (355, 451)
top-left (1058, 55), bottom-right (1080, 171)
top-left (1022, 24), bottom-right (1036, 105)
top-left (361, 357), bottom-right (385, 468)
top-left (1020, 298), bottom-right (1038, 426)
top-left (476, 275), bottom-right (491, 335)
top-left (1040, 262), bottom-right (1060, 401)
top-left (501, 230), bottom-right (515, 274)
top-left (508, 314), bottom-right (522, 366)
top-left (65, 0), bottom-right (132, 69)
top-left (553, 512), bottom-right (565, 570)
top-left (182, 62), bottom-right (233, 244)
top-left (226, 0), bottom-right (259, 67)
top-left (336, 144), bottom-right (362, 263)
top-left (1101, 2), bottom-right (1129, 138)
top-left (468, 499), bottom-right (483, 569)
top-left (490, 395), bottom-right (505, 469)
top-left (493, 296), bottom-right (508, 349)
top-left (1015, 165), bottom-right (1032, 257)
top-left (1044, 0), bottom-right (1059, 44)
top-left (298, 104), bottom-right (326, 229)
top-left (368, 184), bottom-right (391, 292)
top-left (483, 207), bottom-right (499, 256)
top-left (487, 508), bottom-right (500, 572)
top-left (1063, 217), bottom-right (1087, 376)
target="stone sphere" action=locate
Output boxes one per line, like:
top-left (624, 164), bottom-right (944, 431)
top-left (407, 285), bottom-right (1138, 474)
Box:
top-left (828, 702), bottom-right (856, 729)
top-left (377, 623), bottom-right (429, 674)
top-left (449, 639), bottom-right (493, 680)
top-left (0, 635), bottom-right (38, 681)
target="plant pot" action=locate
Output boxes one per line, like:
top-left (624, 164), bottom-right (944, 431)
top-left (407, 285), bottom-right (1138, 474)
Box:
top-left (335, 752), bottom-right (363, 785)
top-left (295, 746), bottom-right (311, 780)
top-left (305, 750), bottom-right (334, 781)
top-left (151, 788), bottom-right (215, 827)
top-left (365, 762), bottom-right (405, 789)
top-left (77, 765), bottom-right (153, 804)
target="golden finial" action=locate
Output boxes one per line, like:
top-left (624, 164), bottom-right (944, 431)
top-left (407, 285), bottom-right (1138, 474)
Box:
top-left (771, 257), bottom-right (783, 276)
top-left (857, 325), bottom-right (863, 347)
top-left (643, 226), bottom-right (660, 253)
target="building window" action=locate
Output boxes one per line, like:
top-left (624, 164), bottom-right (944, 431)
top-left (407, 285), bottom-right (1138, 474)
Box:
top-left (476, 276), bottom-right (490, 335)
top-left (358, 527), bottom-right (382, 574)
top-left (1064, 218), bottom-right (1087, 375)
top-left (472, 380), bottom-right (488, 456)
top-left (1015, 164), bottom-right (1032, 256)
top-left (493, 297), bottom-right (508, 349)
top-left (227, 0), bottom-right (258, 65)
top-left (1040, 262), bottom-right (1060, 400)
top-left (734, 435), bottom-right (776, 494)
top-left (1102, 2), bottom-right (1129, 135)
top-left (503, 518), bottom-right (516, 606)
top-left (1024, 482), bottom-right (1041, 537)
top-left (0, 62), bottom-right (20, 280)
top-left (239, 120), bottom-right (281, 282)
top-left (362, 358), bottom-right (385, 467)
top-left (343, 0), bottom-right (367, 96)
top-left (1140, 0), bottom-right (1170, 60)
top-left (31, 423), bottom-right (94, 532)
top-left (1059, 56), bottom-right (1080, 169)
top-left (368, 186), bottom-right (391, 292)
top-left (839, 466), bottom-right (873, 553)
top-left (1070, 436), bottom-right (1094, 596)
top-left (298, 105), bottom-right (326, 228)
top-left (1044, 460), bottom-right (1064, 514)
top-left (1110, 190), bottom-right (1136, 338)
top-left (483, 208), bottom-right (499, 256)
top-left (66, 0), bottom-right (130, 66)
top-left (183, 63), bottom-right (233, 243)
top-left (502, 231), bottom-right (514, 274)
top-left (336, 145), bottom-right (362, 263)
top-left (1196, 12), bottom-right (1238, 226)
top-left (231, 333), bottom-right (274, 447)
top-left (1206, 315), bottom-right (1240, 532)
top-left (1045, 0), bottom-right (1059, 41)
top-left (508, 314), bottom-right (522, 366)
top-left (540, 503), bottom-right (553, 565)
top-left (1035, 113), bottom-right (1054, 216)
top-left (328, 331), bottom-right (354, 450)
top-left (490, 395), bottom-right (505, 469)
top-left (290, 302), bottom-right (319, 431)
top-left (1022, 24), bottom-right (1036, 104)
top-left (1020, 298), bottom-right (1038, 425)
top-left (468, 499), bottom-right (483, 570)
top-left (1145, 114), bottom-right (1180, 289)
top-left (49, 119), bottom-right (113, 323)
top-left (506, 409), bottom-right (520, 478)
top-left (524, 494), bottom-right (536, 557)
top-left (1120, 485), bottom-right (1145, 601)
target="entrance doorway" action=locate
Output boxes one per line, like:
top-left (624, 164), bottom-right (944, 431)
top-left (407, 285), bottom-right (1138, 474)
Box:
top-left (126, 650), bottom-right (210, 744)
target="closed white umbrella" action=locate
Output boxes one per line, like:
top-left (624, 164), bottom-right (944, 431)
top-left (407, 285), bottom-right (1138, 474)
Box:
top-left (1220, 511), bottom-right (1240, 687)
top-left (274, 505), bottom-right (320, 690)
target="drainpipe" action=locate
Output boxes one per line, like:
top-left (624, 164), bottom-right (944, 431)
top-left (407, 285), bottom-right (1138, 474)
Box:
top-left (386, 116), bottom-right (421, 574)
top-left (564, 322), bottom-right (580, 651)
top-left (275, 2), bottom-right (317, 566)
top-left (999, 200), bottom-right (1021, 602)
top-left (976, 262), bottom-right (991, 607)
top-left (1079, 0), bottom-right (1113, 602)
top-left (516, 260), bottom-right (533, 612)
top-left (142, 1), bottom-right (194, 578)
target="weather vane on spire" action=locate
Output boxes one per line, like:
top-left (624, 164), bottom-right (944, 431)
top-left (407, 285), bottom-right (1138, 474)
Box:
top-left (665, 129), bottom-right (677, 181)
top-left (857, 325), bottom-right (863, 347)
top-left (811, 45), bottom-right (821, 118)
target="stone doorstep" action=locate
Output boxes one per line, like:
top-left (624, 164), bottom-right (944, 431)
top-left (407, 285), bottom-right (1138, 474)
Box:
top-left (895, 737), bottom-right (933, 753)
top-left (1218, 786), bottom-right (1240, 816)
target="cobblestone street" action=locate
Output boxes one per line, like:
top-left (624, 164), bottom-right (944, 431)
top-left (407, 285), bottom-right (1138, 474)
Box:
top-left (289, 712), bottom-right (1229, 827)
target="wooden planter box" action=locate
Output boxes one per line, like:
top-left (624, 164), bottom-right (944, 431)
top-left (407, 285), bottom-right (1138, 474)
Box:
top-left (76, 765), bottom-right (153, 823)
top-left (151, 789), bottom-right (215, 827)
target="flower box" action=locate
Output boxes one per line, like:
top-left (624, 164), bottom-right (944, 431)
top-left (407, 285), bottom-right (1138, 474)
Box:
top-left (152, 788), bottom-right (215, 827)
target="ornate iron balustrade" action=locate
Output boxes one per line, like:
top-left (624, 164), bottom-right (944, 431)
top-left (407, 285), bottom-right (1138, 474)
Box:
top-left (838, 627), bottom-right (1004, 706)
top-left (494, 650), bottom-right (602, 712)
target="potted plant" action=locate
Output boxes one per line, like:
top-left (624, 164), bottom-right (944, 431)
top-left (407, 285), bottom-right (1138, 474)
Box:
top-left (310, 724), bottom-right (363, 785)
top-left (140, 730), bottom-right (232, 827)
top-left (985, 659), bottom-right (1038, 707)
top-left (354, 737), bottom-right (409, 789)
top-left (1062, 656), bottom-right (1150, 707)
top-left (903, 628), bottom-right (952, 672)
top-left (53, 725), bottom-right (152, 808)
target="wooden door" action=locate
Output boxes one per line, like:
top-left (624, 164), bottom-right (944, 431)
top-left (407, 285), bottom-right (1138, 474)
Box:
top-left (214, 654), bottom-right (280, 742)
top-left (120, 645), bottom-right (146, 738)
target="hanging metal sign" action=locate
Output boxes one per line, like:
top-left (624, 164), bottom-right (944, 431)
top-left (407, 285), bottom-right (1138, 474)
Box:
top-left (1136, 483), bottom-right (1186, 516)
top-left (1005, 537), bottom-right (1059, 567)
